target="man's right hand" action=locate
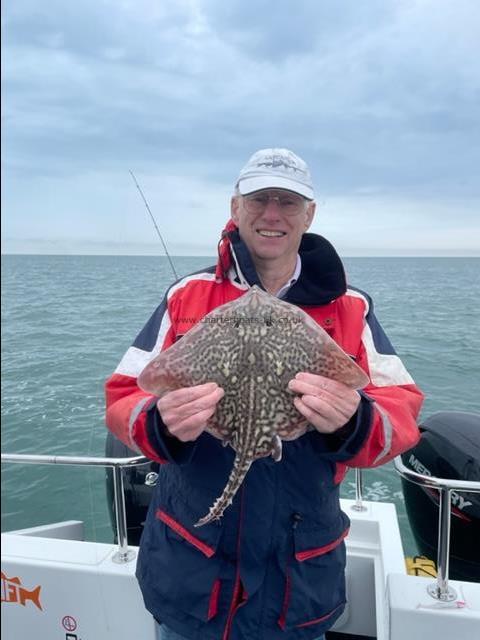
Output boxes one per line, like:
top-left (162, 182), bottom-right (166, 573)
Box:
top-left (156, 382), bottom-right (225, 442)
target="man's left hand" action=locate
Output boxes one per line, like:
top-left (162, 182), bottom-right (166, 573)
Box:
top-left (288, 372), bottom-right (361, 434)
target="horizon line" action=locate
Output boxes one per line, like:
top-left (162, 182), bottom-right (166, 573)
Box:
top-left (2, 252), bottom-right (479, 258)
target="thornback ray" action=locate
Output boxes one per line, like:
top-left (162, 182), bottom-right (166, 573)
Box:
top-left (138, 286), bottom-right (370, 526)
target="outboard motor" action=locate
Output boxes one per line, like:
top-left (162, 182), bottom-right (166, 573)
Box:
top-left (105, 431), bottom-right (158, 546)
top-left (401, 411), bottom-right (480, 582)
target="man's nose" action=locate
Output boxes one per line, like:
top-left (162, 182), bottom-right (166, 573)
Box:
top-left (262, 197), bottom-right (282, 217)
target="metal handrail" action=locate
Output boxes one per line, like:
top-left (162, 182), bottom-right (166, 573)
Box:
top-left (1, 452), bottom-right (150, 563)
top-left (393, 455), bottom-right (480, 601)
top-left (4, 451), bottom-right (480, 592)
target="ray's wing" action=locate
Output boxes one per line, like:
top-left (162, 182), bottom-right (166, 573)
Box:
top-left (137, 300), bottom-right (247, 442)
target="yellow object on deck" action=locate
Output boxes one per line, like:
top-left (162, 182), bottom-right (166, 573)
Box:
top-left (405, 555), bottom-right (437, 577)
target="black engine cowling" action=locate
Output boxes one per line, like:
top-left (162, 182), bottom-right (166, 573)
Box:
top-left (401, 411), bottom-right (480, 582)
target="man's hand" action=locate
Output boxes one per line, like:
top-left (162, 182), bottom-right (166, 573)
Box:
top-left (157, 382), bottom-right (224, 441)
top-left (288, 372), bottom-right (361, 434)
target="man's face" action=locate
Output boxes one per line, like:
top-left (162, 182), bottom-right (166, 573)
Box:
top-left (231, 189), bottom-right (315, 266)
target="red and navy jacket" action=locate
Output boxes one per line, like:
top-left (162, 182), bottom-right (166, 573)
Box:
top-left (105, 229), bottom-right (423, 640)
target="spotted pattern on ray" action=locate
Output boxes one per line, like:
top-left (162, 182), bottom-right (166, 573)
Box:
top-left (138, 286), bottom-right (369, 526)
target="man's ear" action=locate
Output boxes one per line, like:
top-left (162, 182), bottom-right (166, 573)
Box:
top-left (304, 201), bottom-right (316, 230)
top-left (231, 196), bottom-right (240, 224)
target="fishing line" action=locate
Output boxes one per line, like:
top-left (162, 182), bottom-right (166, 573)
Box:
top-left (129, 170), bottom-right (179, 280)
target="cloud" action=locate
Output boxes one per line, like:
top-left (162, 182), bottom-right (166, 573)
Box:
top-left (201, 0), bottom-right (394, 62)
top-left (2, 0), bottom-right (479, 254)
top-left (316, 194), bottom-right (480, 255)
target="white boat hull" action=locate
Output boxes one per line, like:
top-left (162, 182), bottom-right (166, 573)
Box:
top-left (2, 499), bottom-right (479, 639)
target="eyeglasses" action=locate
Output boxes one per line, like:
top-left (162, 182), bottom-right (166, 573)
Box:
top-left (242, 191), bottom-right (308, 216)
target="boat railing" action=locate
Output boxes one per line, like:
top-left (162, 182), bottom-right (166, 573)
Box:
top-left (3, 453), bottom-right (480, 598)
top-left (352, 459), bottom-right (480, 603)
top-left (1, 452), bottom-right (149, 564)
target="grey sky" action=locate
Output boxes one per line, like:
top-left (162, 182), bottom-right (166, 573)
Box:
top-left (2, 0), bottom-right (479, 256)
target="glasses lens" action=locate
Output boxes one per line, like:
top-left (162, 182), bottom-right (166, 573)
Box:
top-left (278, 194), bottom-right (304, 215)
top-left (243, 192), bottom-right (306, 216)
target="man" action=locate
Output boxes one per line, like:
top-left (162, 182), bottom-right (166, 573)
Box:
top-left (105, 148), bottom-right (423, 640)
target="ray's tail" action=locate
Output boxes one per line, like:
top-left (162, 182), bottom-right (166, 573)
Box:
top-left (194, 453), bottom-right (253, 527)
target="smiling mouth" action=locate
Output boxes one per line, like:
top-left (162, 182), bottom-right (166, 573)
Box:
top-left (256, 230), bottom-right (286, 237)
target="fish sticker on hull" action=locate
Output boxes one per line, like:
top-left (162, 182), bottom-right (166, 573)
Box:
top-left (1, 571), bottom-right (43, 610)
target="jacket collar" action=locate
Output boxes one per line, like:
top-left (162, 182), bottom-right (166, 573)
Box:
top-left (225, 229), bottom-right (347, 306)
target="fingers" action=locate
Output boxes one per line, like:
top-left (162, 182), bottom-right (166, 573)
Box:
top-left (158, 383), bottom-right (224, 420)
top-left (165, 406), bottom-right (219, 442)
top-left (157, 382), bottom-right (225, 441)
top-left (158, 383), bottom-right (223, 409)
top-left (288, 373), bottom-right (354, 412)
top-left (290, 372), bottom-right (344, 394)
top-left (289, 372), bottom-right (360, 433)
top-left (293, 395), bottom-right (338, 433)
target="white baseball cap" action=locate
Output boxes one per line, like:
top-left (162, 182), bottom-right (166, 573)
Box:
top-left (236, 148), bottom-right (314, 200)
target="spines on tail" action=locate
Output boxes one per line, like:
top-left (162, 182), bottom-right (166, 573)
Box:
top-left (194, 453), bottom-right (253, 527)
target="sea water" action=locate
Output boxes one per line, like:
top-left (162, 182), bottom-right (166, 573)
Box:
top-left (1, 254), bottom-right (479, 554)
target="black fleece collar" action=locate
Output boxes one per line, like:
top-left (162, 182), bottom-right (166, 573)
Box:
top-left (227, 230), bottom-right (347, 306)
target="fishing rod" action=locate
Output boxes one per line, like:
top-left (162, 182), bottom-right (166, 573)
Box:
top-left (129, 170), bottom-right (179, 280)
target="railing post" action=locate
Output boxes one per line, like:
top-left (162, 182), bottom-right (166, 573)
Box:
top-left (427, 488), bottom-right (457, 601)
top-left (111, 465), bottom-right (136, 563)
top-left (351, 468), bottom-right (367, 512)
top-left (392, 456), bottom-right (480, 602)
top-left (1, 452), bottom-right (148, 564)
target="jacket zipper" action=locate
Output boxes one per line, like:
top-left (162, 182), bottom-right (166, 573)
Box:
top-left (277, 513), bottom-right (302, 630)
top-left (222, 487), bottom-right (247, 640)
